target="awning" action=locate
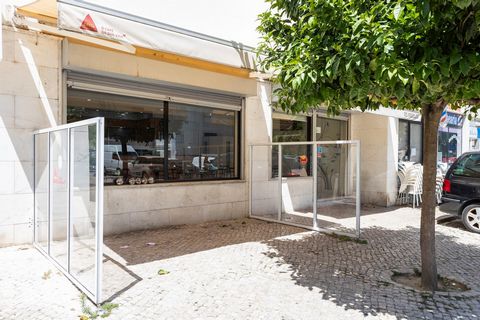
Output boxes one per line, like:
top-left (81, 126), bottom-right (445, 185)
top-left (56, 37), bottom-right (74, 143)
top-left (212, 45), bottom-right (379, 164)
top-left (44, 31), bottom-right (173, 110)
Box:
top-left (57, 0), bottom-right (258, 70)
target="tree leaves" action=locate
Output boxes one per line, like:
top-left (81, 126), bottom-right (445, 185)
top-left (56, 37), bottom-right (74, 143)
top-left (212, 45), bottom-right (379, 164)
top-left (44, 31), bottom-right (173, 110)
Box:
top-left (258, 0), bottom-right (480, 114)
top-left (393, 3), bottom-right (404, 20)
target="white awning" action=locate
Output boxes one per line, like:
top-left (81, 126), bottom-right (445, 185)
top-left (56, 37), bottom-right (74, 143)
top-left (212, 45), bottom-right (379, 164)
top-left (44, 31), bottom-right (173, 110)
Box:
top-left (57, 0), bottom-right (258, 70)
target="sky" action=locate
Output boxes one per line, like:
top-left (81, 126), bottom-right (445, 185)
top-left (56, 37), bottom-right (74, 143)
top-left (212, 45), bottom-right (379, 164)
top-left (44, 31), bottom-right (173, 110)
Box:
top-left (81, 0), bottom-right (269, 47)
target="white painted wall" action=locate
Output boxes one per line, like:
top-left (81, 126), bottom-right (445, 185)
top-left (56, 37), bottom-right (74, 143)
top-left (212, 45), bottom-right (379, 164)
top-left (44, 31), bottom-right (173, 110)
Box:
top-left (0, 26), bottom-right (62, 246)
top-left (350, 112), bottom-right (398, 206)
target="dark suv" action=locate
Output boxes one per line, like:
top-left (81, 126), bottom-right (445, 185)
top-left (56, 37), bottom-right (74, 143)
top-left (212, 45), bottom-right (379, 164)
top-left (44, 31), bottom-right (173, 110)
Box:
top-left (440, 152), bottom-right (480, 234)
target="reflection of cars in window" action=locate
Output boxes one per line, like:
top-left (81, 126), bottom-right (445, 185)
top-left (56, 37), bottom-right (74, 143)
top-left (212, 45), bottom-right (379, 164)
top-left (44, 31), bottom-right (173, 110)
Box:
top-left (128, 156), bottom-right (164, 183)
top-left (104, 144), bottom-right (138, 175)
top-left (192, 155), bottom-right (218, 172)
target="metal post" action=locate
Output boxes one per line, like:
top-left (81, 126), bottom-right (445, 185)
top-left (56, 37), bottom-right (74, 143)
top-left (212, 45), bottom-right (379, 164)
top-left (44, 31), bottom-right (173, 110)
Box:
top-left (248, 145), bottom-right (253, 217)
top-left (312, 143), bottom-right (318, 229)
top-left (355, 141), bottom-right (361, 238)
top-left (278, 145), bottom-right (282, 221)
top-left (33, 134), bottom-right (36, 244)
top-left (67, 128), bottom-right (72, 273)
top-left (95, 118), bottom-right (105, 304)
top-left (48, 132), bottom-right (52, 255)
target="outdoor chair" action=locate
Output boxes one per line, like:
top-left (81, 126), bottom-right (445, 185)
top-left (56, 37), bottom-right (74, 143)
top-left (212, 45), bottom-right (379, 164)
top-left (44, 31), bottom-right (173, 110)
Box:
top-left (435, 168), bottom-right (445, 204)
top-left (406, 164), bottom-right (423, 208)
top-left (397, 161), bottom-right (414, 205)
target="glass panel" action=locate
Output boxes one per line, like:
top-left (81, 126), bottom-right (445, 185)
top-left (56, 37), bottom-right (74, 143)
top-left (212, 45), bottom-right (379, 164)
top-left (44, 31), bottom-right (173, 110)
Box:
top-left (272, 117), bottom-right (310, 177)
top-left (34, 133), bottom-right (49, 251)
top-left (452, 154), bottom-right (480, 178)
top-left (398, 120), bottom-right (409, 161)
top-left (50, 130), bottom-right (69, 270)
top-left (316, 116), bottom-right (347, 141)
top-left (316, 117), bottom-right (349, 201)
top-left (250, 145), bottom-right (279, 220)
top-left (67, 89), bottom-right (164, 185)
top-left (316, 143), bottom-right (359, 234)
top-left (280, 145), bottom-right (314, 227)
top-left (168, 103), bottom-right (237, 180)
top-left (438, 126), bottom-right (461, 165)
top-left (67, 89), bottom-right (239, 183)
top-left (70, 124), bottom-right (98, 295)
top-left (410, 123), bottom-right (422, 163)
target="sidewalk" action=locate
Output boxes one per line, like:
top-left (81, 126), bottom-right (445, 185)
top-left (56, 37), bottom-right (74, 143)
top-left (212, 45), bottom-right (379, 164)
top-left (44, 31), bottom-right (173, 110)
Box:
top-left (1, 206), bottom-right (479, 320)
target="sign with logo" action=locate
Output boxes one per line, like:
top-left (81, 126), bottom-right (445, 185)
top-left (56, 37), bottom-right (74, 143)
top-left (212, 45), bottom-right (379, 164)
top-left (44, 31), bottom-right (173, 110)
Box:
top-left (444, 112), bottom-right (464, 127)
top-left (368, 107), bottom-right (422, 121)
top-left (57, 1), bottom-right (256, 69)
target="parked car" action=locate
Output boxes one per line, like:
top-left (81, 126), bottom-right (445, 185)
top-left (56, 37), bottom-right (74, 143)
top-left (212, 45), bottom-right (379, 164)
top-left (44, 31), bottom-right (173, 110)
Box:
top-left (129, 156), bottom-right (164, 183)
top-left (440, 152), bottom-right (480, 234)
top-left (104, 144), bottom-right (138, 174)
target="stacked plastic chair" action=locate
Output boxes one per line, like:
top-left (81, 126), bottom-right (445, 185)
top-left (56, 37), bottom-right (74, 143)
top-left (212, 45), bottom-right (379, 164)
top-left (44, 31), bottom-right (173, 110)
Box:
top-left (406, 164), bottom-right (423, 208)
top-left (397, 162), bottom-right (414, 205)
top-left (435, 168), bottom-right (445, 204)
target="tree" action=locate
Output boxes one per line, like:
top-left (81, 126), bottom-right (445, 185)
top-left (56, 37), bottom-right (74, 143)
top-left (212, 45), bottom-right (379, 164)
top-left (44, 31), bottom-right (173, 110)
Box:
top-left (258, 0), bottom-right (480, 291)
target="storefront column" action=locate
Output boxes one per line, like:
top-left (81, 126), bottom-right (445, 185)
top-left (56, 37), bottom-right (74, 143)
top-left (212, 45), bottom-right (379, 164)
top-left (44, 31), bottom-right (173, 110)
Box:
top-left (350, 112), bottom-right (398, 206)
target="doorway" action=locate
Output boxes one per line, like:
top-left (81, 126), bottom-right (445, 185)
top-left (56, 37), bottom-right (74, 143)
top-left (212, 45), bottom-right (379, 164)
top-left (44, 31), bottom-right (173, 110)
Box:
top-left (316, 116), bottom-right (348, 200)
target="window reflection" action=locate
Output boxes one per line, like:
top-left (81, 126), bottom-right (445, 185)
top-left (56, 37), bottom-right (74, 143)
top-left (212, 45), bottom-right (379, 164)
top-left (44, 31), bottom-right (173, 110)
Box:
top-left (272, 116), bottom-right (311, 177)
top-left (67, 89), bottom-right (238, 184)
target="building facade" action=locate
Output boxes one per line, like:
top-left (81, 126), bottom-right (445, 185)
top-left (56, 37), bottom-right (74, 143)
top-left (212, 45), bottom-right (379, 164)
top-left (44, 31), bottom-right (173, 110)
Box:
top-left (1, 1), bottom-right (475, 246)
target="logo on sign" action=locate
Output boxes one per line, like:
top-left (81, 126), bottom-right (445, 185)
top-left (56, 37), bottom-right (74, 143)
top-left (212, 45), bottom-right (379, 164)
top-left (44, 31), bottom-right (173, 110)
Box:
top-left (80, 14), bottom-right (98, 32)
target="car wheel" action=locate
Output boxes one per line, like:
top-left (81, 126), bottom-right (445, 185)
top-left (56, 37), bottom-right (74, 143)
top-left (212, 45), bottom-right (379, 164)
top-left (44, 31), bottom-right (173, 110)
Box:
top-left (128, 177), bottom-right (136, 185)
top-left (115, 177), bottom-right (124, 185)
top-left (141, 173), bottom-right (148, 184)
top-left (461, 204), bottom-right (480, 234)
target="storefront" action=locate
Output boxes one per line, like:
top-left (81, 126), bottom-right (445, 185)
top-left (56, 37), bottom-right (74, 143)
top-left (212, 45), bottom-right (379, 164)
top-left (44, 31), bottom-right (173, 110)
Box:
top-left (0, 0), bottom-right (430, 246)
top-left (65, 72), bottom-right (242, 185)
top-left (438, 111), bottom-right (465, 165)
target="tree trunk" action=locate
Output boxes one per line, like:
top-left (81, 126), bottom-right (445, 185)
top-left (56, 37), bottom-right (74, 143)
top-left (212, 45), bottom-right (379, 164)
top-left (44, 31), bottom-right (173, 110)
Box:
top-left (420, 101), bottom-right (445, 291)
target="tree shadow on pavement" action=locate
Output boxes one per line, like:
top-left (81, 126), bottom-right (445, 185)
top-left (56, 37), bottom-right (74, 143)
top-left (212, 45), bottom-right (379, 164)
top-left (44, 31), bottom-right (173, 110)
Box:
top-left (263, 226), bottom-right (480, 319)
top-left (104, 218), bottom-right (305, 266)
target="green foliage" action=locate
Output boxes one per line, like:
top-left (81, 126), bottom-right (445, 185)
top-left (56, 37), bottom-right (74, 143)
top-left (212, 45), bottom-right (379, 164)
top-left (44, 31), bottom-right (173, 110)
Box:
top-left (157, 269), bottom-right (170, 275)
top-left (79, 294), bottom-right (119, 319)
top-left (258, 0), bottom-right (480, 114)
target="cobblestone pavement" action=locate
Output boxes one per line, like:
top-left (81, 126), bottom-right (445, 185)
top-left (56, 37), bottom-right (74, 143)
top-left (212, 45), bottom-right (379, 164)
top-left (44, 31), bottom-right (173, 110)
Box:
top-left (1, 206), bottom-right (480, 319)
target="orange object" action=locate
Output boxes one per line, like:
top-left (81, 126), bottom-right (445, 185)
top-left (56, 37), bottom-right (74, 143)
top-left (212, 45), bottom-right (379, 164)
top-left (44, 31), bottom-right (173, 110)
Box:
top-left (298, 155), bottom-right (308, 166)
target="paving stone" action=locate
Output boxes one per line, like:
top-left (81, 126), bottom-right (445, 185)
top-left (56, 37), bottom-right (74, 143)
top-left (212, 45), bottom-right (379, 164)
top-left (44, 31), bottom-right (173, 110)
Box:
top-left (1, 207), bottom-right (479, 319)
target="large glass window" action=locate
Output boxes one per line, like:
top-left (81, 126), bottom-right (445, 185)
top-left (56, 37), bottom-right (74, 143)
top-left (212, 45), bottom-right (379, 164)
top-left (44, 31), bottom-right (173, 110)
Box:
top-left (272, 115), bottom-right (311, 177)
top-left (67, 89), bottom-right (239, 185)
top-left (168, 103), bottom-right (237, 181)
top-left (438, 126), bottom-right (462, 165)
top-left (398, 120), bottom-right (422, 163)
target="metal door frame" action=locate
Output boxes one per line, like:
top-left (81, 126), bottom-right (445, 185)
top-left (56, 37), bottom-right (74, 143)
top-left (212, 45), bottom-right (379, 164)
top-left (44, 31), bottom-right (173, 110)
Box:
top-left (33, 117), bottom-right (104, 304)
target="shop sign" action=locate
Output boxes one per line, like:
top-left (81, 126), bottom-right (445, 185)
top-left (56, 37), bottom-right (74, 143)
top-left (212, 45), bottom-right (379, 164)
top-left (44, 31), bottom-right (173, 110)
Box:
top-left (444, 112), bottom-right (464, 127)
top-left (57, 1), bottom-right (256, 69)
top-left (367, 107), bottom-right (421, 121)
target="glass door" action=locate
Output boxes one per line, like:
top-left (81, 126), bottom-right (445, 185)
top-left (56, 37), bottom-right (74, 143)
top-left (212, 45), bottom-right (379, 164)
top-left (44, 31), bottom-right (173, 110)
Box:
top-left (316, 116), bottom-right (348, 200)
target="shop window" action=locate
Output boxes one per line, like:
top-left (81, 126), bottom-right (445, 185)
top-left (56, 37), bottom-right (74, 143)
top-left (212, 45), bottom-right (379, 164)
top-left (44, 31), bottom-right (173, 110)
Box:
top-left (438, 127), bottom-right (462, 165)
top-left (67, 89), bottom-right (239, 185)
top-left (168, 103), bottom-right (237, 181)
top-left (271, 115), bottom-right (312, 177)
top-left (398, 120), bottom-right (422, 163)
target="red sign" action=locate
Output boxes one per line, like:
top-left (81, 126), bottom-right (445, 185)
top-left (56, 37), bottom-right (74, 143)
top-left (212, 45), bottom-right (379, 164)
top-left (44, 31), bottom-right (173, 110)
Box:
top-left (80, 14), bottom-right (98, 32)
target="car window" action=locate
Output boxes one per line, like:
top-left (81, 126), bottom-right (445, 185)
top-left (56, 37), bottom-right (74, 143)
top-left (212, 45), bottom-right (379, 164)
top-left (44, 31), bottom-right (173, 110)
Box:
top-left (452, 154), bottom-right (480, 178)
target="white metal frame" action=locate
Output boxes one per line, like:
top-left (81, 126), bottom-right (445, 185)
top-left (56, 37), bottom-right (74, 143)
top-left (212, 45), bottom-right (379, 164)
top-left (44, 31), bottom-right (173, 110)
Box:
top-left (249, 140), bottom-right (361, 238)
top-left (33, 117), bottom-right (104, 304)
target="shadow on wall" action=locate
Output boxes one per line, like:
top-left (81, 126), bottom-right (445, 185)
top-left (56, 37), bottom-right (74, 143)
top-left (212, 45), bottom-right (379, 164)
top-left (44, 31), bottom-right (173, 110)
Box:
top-left (262, 226), bottom-right (480, 319)
top-left (0, 27), bottom-right (59, 245)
